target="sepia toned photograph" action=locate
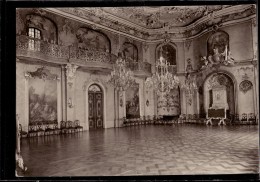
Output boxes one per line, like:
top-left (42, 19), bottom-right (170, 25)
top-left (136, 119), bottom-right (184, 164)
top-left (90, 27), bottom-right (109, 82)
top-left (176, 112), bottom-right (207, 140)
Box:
top-left (15, 4), bottom-right (258, 177)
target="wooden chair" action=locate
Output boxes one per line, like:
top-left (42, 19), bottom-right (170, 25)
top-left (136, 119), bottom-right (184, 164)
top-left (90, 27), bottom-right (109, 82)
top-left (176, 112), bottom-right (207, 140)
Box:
top-left (152, 115), bottom-right (156, 125)
top-left (147, 115), bottom-right (151, 125)
top-left (37, 122), bottom-right (45, 136)
top-left (53, 121), bottom-right (61, 134)
top-left (235, 114), bottom-right (240, 124)
top-left (180, 114), bottom-right (186, 123)
top-left (67, 120), bottom-right (76, 133)
top-left (28, 123), bottom-right (37, 137)
top-left (74, 120), bottom-right (83, 132)
top-left (123, 117), bottom-right (127, 126)
top-left (44, 122), bottom-right (53, 136)
top-left (60, 121), bottom-right (68, 134)
top-left (241, 113), bottom-right (248, 124)
top-left (248, 113), bottom-right (256, 125)
top-left (19, 124), bottom-right (28, 138)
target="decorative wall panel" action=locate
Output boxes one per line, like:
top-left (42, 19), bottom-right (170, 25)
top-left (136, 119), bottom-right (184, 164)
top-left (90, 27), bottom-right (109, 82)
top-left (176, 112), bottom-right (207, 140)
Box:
top-left (29, 78), bottom-right (57, 124)
top-left (157, 88), bottom-right (180, 116)
top-left (126, 86), bottom-right (140, 119)
top-left (76, 27), bottom-right (110, 52)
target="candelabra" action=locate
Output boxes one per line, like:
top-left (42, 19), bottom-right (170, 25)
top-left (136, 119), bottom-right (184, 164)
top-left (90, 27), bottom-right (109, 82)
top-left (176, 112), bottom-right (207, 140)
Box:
top-left (145, 53), bottom-right (179, 95)
top-left (108, 55), bottom-right (136, 92)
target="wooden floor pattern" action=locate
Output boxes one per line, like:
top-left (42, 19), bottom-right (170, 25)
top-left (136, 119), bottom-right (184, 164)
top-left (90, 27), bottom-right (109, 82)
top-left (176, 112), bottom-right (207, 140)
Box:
top-left (20, 125), bottom-right (259, 176)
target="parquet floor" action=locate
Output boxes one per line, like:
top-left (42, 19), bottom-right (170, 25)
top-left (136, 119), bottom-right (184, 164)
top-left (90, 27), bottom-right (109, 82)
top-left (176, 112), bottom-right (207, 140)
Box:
top-left (20, 124), bottom-right (259, 176)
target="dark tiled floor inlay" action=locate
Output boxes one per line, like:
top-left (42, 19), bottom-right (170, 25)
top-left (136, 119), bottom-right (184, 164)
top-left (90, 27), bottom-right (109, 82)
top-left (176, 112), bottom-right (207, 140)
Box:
top-left (20, 125), bottom-right (259, 176)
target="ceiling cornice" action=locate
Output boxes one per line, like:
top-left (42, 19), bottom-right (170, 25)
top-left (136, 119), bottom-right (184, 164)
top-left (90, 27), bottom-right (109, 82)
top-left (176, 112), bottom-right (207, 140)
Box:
top-left (45, 5), bottom-right (256, 43)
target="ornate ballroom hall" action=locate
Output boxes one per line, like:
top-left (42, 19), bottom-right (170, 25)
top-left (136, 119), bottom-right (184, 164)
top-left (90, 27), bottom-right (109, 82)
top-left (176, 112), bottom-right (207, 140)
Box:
top-left (15, 4), bottom-right (258, 177)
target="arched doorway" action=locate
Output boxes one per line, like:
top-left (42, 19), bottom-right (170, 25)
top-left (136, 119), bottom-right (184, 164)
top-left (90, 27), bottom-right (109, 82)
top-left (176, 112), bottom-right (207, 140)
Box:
top-left (203, 73), bottom-right (235, 120)
top-left (88, 84), bottom-right (103, 129)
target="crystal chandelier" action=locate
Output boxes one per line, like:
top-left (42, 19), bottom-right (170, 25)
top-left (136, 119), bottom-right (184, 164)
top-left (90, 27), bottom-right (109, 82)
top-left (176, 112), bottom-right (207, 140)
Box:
top-left (181, 73), bottom-right (197, 105)
top-left (145, 49), bottom-right (179, 95)
top-left (108, 53), bottom-right (136, 92)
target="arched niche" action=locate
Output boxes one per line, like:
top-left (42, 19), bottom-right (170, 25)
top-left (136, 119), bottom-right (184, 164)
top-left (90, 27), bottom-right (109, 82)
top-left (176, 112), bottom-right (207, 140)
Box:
top-left (203, 72), bottom-right (236, 118)
top-left (26, 14), bottom-right (58, 44)
top-left (156, 43), bottom-right (177, 66)
top-left (207, 31), bottom-right (229, 57)
top-left (76, 27), bottom-right (111, 52)
top-left (122, 42), bottom-right (138, 62)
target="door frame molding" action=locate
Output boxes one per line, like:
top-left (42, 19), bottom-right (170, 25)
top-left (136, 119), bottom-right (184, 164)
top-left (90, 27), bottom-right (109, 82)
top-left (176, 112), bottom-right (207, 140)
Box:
top-left (85, 82), bottom-right (106, 130)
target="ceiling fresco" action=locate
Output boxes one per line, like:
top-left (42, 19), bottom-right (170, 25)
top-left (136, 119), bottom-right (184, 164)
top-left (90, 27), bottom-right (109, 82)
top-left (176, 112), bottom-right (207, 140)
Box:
top-left (39, 4), bottom-right (256, 41)
top-left (89, 6), bottom-right (232, 29)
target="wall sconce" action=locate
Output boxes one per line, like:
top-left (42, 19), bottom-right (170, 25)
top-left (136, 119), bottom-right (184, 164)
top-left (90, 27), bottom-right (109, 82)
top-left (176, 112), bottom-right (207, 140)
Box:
top-left (68, 98), bottom-right (74, 108)
top-left (146, 99), bottom-right (149, 107)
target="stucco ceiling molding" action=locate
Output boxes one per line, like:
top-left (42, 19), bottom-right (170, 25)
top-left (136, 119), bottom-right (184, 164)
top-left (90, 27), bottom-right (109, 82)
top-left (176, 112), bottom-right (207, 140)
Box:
top-left (45, 6), bottom-right (255, 43)
top-left (45, 8), bottom-right (147, 42)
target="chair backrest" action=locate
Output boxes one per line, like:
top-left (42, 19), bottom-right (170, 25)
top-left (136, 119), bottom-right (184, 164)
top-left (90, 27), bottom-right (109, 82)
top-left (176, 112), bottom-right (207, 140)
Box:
top-left (147, 115), bottom-right (151, 120)
top-left (28, 124), bottom-right (36, 132)
top-left (74, 120), bottom-right (80, 127)
top-left (67, 120), bottom-right (73, 128)
top-left (241, 113), bottom-right (247, 121)
top-left (53, 122), bottom-right (58, 129)
top-left (60, 121), bottom-right (66, 128)
top-left (37, 122), bottom-right (44, 130)
top-left (45, 123), bottom-right (51, 130)
top-left (248, 113), bottom-right (255, 120)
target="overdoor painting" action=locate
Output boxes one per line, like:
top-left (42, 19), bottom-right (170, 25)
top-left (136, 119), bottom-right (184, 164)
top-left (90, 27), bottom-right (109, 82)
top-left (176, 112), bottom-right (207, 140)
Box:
top-left (29, 78), bottom-right (57, 124)
top-left (126, 85), bottom-right (140, 119)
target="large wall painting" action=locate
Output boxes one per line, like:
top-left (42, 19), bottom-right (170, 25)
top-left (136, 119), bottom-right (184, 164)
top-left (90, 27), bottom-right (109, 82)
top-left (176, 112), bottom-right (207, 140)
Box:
top-left (207, 31), bottom-right (229, 57)
top-left (76, 27), bottom-right (111, 52)
top-left (157, 88), bottom-right (180, 116)
top-left (126, 85), bottom-right (140, 119)
top-left (29, 78), bottom-right (57, 124)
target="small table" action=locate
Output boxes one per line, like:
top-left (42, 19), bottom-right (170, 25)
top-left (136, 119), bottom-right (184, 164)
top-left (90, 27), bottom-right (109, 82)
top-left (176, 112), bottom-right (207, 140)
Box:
top-left (206, 108), bottom-right (226, 125)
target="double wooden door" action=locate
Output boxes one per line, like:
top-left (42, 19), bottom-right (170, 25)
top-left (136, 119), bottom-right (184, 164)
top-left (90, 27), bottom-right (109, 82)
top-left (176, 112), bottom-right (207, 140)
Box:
top-left (88, 91), bottom-right (103, 129)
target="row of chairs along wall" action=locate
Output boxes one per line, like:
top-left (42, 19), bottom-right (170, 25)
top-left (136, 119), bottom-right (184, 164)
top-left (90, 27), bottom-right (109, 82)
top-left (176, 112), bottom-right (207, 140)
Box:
top-left (123, 113), bottom-right (258, 127)
top-left (19, 120), bottom-right (83, 138)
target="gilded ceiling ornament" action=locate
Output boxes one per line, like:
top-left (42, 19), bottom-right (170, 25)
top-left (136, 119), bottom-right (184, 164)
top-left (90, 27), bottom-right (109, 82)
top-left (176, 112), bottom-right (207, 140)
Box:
top-left (239, 80), bottom-right (253, 94)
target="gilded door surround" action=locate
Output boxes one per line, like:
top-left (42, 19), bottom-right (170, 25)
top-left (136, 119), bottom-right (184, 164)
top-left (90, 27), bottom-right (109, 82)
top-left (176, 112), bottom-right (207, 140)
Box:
top-left (84, 80), bottom-right (107, 130)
